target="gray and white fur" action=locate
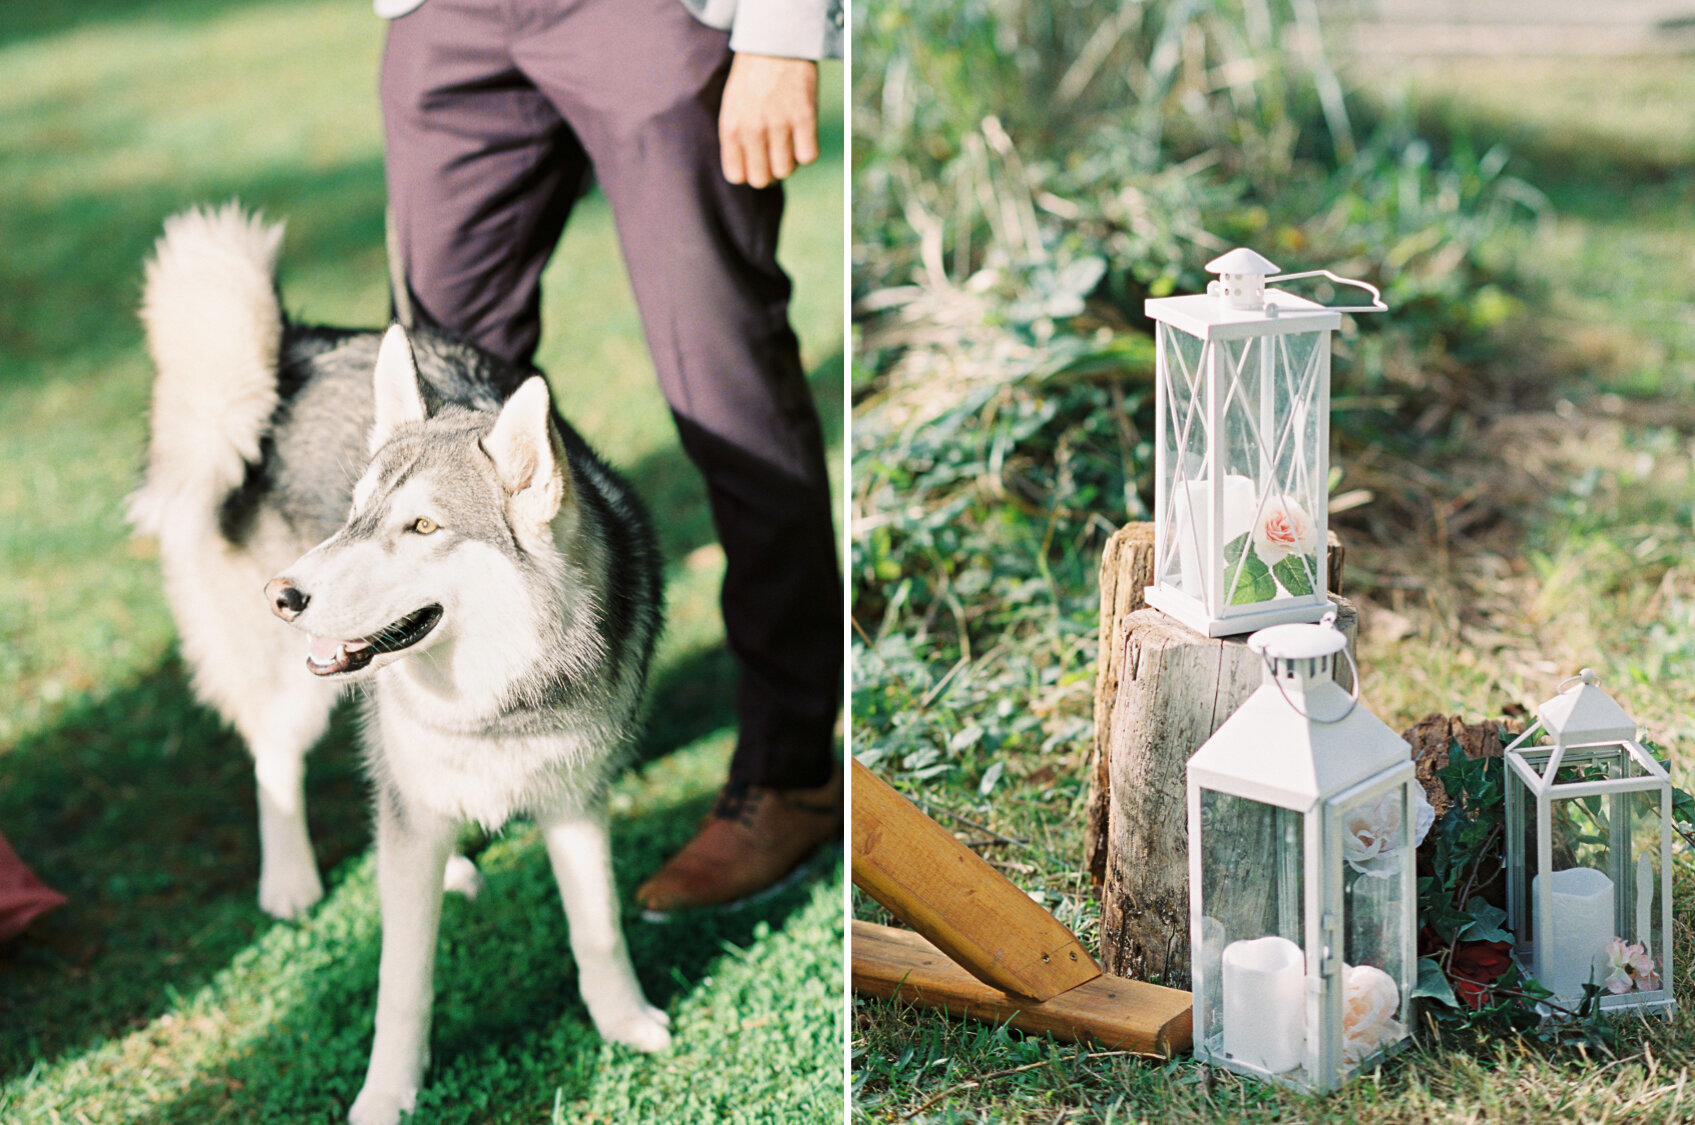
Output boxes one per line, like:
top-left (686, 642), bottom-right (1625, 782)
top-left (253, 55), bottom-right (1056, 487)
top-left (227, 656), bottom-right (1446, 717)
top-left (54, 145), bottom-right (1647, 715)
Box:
top-left (130, 204), bottom-right (669, 1125)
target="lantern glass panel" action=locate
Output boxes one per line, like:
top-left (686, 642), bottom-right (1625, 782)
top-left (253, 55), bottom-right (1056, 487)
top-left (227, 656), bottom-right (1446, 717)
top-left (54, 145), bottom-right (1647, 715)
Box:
top-left (1156, 322), bottom-right (1328, 613)
top-left (1219, 333), bottom-right (1326, 608)
top-left (1334, 783), bottom-right (1412, 1068)
top-left (1521, 748), bottom-right (1669, 1001)
top-left (1196, 789), bottom-right (1308, 1080)
top-left (1157, 321), bottom-right (1207, 597)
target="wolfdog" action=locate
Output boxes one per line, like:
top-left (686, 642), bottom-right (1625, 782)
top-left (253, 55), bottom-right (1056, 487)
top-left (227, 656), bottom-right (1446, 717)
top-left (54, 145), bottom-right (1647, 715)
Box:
top-left (129, 204), bottom-right (671, 1124)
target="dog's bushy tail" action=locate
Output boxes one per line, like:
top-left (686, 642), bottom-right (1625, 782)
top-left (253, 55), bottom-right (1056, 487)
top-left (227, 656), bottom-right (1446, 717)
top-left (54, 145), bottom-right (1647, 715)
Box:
top-left (128, 203), bottom-right (285, 538)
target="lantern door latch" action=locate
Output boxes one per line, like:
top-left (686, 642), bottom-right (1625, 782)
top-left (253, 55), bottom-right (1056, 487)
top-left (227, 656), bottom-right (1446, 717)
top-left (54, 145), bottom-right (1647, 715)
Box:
top-left (1319, 911), bottom-right (1344, 976)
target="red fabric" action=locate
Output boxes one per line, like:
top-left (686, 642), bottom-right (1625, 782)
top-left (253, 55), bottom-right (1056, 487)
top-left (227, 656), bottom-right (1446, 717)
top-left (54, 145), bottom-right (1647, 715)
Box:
top-left (1422, 924), bottom-right (1513, 1011)
top-left (0, 829), bottom-right (65, 941)
top-left (1448, 940), bottom-right (1514, 1010)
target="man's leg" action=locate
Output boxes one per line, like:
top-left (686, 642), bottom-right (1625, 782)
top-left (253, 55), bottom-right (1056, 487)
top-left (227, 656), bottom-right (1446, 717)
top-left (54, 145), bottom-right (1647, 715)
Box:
top-left (510, 0), bottom-right (841, 908)
top-left (381, 0), bottom-right (589, 369)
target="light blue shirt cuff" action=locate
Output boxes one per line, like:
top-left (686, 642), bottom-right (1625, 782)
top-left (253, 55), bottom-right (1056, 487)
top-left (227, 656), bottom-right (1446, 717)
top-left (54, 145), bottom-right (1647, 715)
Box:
top-left (727, 0), bottom-right (843, 60)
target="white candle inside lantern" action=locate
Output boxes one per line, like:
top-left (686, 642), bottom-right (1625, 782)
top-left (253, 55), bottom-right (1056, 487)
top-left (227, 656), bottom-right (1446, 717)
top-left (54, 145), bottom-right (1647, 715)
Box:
top-left (1173, 473), bottom-right (1257, 597)
top-left (1221, 935), bottom-right (1305, 1073)
top-left (1533, 867), bottom-right (1614, 998)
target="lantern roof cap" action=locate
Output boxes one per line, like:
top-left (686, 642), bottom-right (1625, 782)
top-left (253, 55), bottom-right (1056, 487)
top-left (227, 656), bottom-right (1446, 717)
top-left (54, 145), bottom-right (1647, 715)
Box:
top-left (1248, 619), bottom-right (1348, 662)
top-left (1144, 291), bottom-right (1340, 339)
top-left (1537, 669), bottom-right (1637, 745)
top-left (1188, 679), bottom-right (1410, 808)
top-left (1206, 248), bottom-right (1280, 276)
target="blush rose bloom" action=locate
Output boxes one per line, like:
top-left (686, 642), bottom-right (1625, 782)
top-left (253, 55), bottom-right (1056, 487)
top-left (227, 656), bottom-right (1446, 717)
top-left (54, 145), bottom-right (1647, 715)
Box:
top-left (1340, 963), bottom-right (1405, 1067)
top-left (1603, 938), bottom-right (1660, 993)
top-left (1252, 495), bottom-right (1319, 563)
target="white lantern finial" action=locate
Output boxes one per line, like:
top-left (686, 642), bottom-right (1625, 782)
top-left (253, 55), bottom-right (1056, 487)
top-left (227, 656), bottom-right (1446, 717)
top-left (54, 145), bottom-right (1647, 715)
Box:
top-left (1206, 248), bottom-right (1280, 311)
top-left (1247, 615), bottom-right (1350, 703)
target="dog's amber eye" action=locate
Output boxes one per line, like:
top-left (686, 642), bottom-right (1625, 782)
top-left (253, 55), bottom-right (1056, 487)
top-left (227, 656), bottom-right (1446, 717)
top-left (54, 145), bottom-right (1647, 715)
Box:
top-left (410, 517), bottom-right (439, 535)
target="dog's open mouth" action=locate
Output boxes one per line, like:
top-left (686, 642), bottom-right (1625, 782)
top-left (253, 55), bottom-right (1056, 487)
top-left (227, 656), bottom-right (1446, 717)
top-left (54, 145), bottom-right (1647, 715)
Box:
top-left (306, 605), bottom-right (443, 677)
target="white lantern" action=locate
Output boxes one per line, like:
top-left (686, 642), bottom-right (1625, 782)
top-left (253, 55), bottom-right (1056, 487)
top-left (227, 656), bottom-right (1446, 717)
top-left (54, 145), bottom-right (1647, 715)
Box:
top-left (1145, 250), bottom-right (1384, 637)
top-left (1187, 614), bottom-right (1419, 1091)
top-left (1504, 670), bottom-right (1675, 1015)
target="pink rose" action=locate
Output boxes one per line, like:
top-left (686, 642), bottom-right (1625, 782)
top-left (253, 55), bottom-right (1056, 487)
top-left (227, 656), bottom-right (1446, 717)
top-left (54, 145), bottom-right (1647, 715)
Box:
top-left (1603, 938), bottom-right (1660, 993)
top-left (1253, 496), bottom-right (1318, 562)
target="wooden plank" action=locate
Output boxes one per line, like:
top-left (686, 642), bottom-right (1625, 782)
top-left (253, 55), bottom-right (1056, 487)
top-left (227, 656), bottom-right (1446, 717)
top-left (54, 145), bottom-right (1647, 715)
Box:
top-left (851, 921), bottom-right (1193, 1059)
top-left (1084, 523), bottom-right (1344, 888)
top-left (851, 760), bottom-right (1100, 1001)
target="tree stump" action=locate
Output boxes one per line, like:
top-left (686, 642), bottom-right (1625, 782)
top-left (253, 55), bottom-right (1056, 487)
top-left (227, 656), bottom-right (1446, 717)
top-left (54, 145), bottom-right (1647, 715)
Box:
top-left (1085, 522), bottom-right (1350, 989)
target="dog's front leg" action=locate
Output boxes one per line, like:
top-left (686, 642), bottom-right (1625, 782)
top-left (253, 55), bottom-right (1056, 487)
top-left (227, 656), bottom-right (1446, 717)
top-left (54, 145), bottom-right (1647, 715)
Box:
top-left (247, 694), bottom-right (334, 919)
top-left (253, 741), bottom-right (323, 919)
top-left (349, 796), bottom-right (455, 1125)
top-left (538, 805), bottom-right (672, 1052)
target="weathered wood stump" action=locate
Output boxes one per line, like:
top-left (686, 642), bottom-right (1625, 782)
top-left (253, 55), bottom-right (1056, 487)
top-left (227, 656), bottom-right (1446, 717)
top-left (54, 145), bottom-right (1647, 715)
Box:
top-left (1085, 522), bottom-right (1351, 989)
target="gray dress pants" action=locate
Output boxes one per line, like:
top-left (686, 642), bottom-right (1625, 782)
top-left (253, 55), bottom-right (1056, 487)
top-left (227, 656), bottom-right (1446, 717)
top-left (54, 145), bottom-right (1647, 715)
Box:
top-left (382, 0), bottom-right (840, 791)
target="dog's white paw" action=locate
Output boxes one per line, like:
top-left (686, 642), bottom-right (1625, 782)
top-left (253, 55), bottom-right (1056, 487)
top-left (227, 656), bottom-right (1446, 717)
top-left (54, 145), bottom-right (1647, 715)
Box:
top-left (258, 861), bottom-right (324, 920)
top-left (594, 1002), bottom-right (673, 1053)
top-left (348, 1083), bottom-right (417, 1125)
top-left (442, 853), bottom-right (484, 901)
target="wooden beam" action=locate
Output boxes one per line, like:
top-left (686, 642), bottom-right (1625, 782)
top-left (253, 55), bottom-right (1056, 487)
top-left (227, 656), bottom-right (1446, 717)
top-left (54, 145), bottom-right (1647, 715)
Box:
top-left (852, 921), bottom-right (1193, 1059)
top-left (851, 760), bottom-right (1100, 1001)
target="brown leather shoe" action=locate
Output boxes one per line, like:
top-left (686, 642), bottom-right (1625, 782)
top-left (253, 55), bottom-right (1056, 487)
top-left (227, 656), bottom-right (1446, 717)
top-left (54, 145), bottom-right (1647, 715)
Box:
top-left (635, 767), bottom-right (843, 916)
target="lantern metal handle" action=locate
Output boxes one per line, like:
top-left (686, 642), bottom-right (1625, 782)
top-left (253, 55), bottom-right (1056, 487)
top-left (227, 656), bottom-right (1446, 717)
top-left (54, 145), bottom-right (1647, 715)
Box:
top-left (1263, 270), bottom-right (1388, 317)
top-left (1556, 667), bottom-right (1601, 694)
top-left (1259, 643), bottom-right (1362, 725)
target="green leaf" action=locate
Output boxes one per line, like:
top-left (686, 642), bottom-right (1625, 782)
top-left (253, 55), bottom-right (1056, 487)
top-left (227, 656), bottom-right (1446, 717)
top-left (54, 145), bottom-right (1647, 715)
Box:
top-left (1272, 553), bottom-right (1316, 596)
top-left (948, 724), bottom-right (984, 753)
top-left (978, 760), bottom-right (1004, 796)
top-left (1457, 898), bottom-right (1512, 943)
top-left (1412, 956), bottom-right (1460, 1009)
top-left (1224, 531), bottom-right (1250, 564)
top-left (1227, 541), bottom-right (1277, 605)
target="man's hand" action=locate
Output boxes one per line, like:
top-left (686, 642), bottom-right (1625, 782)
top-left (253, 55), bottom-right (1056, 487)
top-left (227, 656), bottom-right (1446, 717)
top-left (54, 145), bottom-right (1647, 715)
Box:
top-left (719, 53), bottom-right (818, 189)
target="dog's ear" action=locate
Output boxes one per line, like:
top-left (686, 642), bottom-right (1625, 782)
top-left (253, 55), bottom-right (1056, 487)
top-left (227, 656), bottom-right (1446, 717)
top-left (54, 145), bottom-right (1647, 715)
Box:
top-left (482, 376), bottom-right (569, 528)
top-left (370, 325), bottom-right (429, 454)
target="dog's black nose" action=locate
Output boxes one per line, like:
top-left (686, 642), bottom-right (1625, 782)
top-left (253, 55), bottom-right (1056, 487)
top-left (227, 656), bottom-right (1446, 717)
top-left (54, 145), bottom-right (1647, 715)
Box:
top-left (266, 578), bottom-right (309, 621)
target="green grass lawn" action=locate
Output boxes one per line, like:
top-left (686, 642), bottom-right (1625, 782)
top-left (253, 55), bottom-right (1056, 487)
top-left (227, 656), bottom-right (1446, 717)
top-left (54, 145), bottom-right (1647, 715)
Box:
top-left (0, 3), bottom-right (845, 1122)
top-left (851, 50), bottom-right (1695, 1125)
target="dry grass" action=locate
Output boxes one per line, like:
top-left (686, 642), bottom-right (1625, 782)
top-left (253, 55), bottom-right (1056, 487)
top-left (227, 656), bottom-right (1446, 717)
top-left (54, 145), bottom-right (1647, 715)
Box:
top-left (1344, 403), bottom-right (1695, 734)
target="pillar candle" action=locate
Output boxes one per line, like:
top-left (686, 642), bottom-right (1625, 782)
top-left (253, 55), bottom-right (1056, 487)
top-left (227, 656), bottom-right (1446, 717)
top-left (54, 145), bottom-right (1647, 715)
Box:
top-left (1173, 473), bottom-right (1256, 596)
top-left (1221, 935), bottom-right (1305, 1073)
top-left (1532, 866), bottom-right (1614, 999)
